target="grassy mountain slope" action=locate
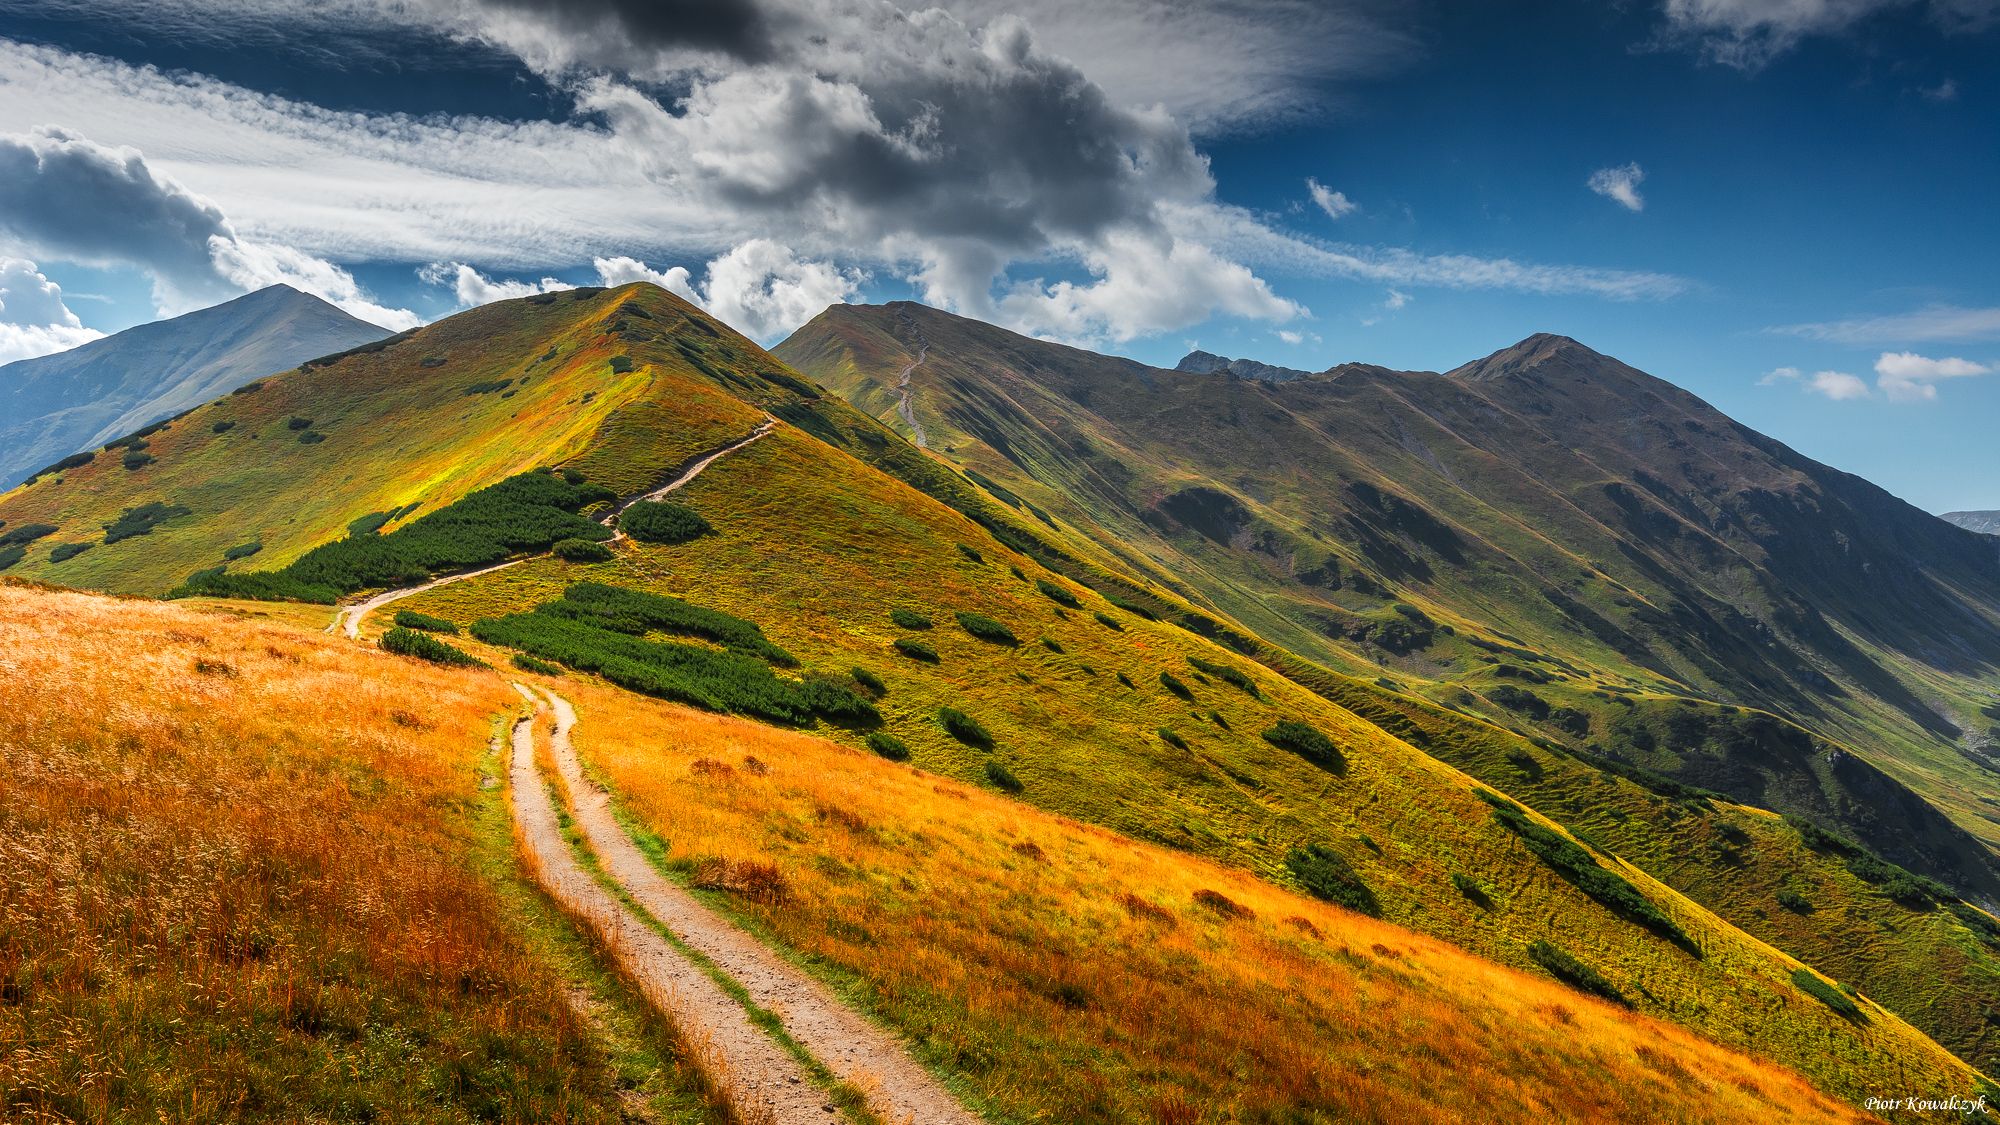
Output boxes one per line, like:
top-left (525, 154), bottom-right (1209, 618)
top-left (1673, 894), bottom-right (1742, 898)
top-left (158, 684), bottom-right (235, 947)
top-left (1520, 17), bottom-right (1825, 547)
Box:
top-left (775, 305), bottom-right (2000, 893)
top-left (0, 285), bottom-right (392, 489)
top-left (389, 386), bottom-right (1988, 1104)
top-left (14, 284), bottom-right (1994, 1108)
top-left (0, 285), bottom-right (766, 593)
top-left (0, 582), bottom-right (725, 1123)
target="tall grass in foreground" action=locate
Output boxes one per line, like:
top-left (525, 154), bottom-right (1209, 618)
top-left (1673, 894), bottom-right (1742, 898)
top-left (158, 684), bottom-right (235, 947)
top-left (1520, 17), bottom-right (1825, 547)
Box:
top-left (0, 585), bottom-right (647, 1123)
top-left (560, 678), bottom-right (1875, 1125)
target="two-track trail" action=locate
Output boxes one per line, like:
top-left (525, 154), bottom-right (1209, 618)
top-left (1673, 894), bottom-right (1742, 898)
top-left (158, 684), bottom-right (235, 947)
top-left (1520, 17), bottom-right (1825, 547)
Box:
top-left (515, 685), bottom-right (981, 1125)
top-left (331, 417), bottom-right (776, 639)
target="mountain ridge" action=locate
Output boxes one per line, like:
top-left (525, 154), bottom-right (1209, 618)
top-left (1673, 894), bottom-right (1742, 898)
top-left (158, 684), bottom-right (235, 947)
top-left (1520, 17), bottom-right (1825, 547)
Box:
top-left (0, 285), bottom-right (392, 488)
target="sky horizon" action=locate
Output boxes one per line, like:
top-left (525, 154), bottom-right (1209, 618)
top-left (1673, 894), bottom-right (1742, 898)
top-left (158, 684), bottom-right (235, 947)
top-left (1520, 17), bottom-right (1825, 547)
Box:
top-left (0, 0), bottom-right (1994, 512)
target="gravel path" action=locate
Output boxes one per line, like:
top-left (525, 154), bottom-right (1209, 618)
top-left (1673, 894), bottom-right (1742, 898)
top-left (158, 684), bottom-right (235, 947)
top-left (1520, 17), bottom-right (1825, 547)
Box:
top-left (507, 686), bottom-right (834, 1125)
top-left (532, 686), bottom-right (982, 1125)
top-left (332, 417), bottom-right (776, 638)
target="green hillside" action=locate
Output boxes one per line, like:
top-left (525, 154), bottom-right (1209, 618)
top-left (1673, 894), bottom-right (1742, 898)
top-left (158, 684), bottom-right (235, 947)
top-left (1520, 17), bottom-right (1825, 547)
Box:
top-left (8, 284), bottom-right (1996, 1108)
top-left (775, 305), bottom-right (2000, 897)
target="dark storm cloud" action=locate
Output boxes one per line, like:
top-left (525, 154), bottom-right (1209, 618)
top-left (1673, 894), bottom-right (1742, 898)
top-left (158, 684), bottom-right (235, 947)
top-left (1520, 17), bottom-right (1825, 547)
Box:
top-left (469, 0), bottom-right (780, 63)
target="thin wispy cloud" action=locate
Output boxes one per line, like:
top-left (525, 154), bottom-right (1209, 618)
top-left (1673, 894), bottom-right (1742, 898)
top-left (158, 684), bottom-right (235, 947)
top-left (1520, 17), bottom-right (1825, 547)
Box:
top-left (1588, 163), bottom-right (1646, 212)
top-left (1774, 305), bottom-right (2000, 344)
top-left (1307, 178), bottom-right (1358, 219)
top-left (1655, 0), bottom-right (2000, 69)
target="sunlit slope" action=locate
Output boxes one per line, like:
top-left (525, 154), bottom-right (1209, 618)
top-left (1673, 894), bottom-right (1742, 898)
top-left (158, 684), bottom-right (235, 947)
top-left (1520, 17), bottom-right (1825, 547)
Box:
top-left (0, 285), bottom-right (766, 594)
top-left (776, 303), bottom-right (2000, 880)
top-left (535, 670), bottom-right (1886, 1125)
top-left (0, 582), bottom-right (720, 1123)
top-left (402, 420), bottom-right (1990, 1109)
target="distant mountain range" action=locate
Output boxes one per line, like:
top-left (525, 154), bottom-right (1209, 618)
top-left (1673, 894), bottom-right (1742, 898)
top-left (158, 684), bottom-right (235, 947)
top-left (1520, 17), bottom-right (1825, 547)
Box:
top-left (1945, 511), bottom-right (2000, 536)
top-left (0, 285), bottom-right (390, 488)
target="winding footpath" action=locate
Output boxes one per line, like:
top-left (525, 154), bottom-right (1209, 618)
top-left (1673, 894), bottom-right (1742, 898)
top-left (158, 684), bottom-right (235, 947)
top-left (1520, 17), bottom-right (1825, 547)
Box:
top-left (525, 687), bottom-right (980, 1125)
top-left (331, 417), bottom-right (776, 639)
top-left (891, 309), bottom-right (931, 449)
top-left (507, 687), bottom-right (832, 1124)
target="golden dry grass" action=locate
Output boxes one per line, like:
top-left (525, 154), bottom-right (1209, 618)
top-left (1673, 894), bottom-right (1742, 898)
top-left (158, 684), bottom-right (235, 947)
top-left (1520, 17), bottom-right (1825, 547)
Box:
top-left (0, 582), bottom-right (691, 1123)
top-left (550, 674), bottom-right (1883, 1125)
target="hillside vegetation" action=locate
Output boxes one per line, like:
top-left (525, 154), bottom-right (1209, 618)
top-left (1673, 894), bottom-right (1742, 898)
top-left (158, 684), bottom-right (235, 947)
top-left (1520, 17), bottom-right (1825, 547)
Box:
top-left (776, 305), bottom-right (2000, 892)
top-left (539, 670), bottom-right (1885, 1124)
top-left (0, 583), bottom-right (722, 1123)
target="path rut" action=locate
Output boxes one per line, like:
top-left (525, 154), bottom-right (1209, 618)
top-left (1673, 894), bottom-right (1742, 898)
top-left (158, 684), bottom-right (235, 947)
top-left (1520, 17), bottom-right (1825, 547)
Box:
top-left (533, 686), bottom-right (981, 1125)
top-left (508, 686), bottom-right (832, 1124)
top-left (333, 417), bottom-right (776, 638)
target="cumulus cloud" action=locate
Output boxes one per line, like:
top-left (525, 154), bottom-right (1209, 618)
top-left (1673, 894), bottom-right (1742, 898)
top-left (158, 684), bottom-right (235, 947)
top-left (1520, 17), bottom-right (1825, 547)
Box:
top-left (0, 257), bottom-right (104, 363)
top-left (1307, 179), bottom-right (1358, 220)
top-left (1874, 350), bottom-right (1992, 401)
top-left (1656, 0), bottom-right (2000, 68)
top-left (597, 241), bottom-right (864, 340)
top-left (1774, 305), bottom-right (2000, 344)
top-left (0, 125), bottom-right (415, 328)
top-left (1760, 365), bottom-right (1870, 399)
top-left (419, 261), bottom-right (574, 306)
top-left (1588, 163), bottom-right (1647, 212)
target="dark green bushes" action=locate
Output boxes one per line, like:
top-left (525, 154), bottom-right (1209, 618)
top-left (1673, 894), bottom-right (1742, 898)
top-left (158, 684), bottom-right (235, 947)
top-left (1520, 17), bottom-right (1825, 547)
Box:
top-left (1188, 655), bottom-right (1261, 698)
top-left (393, 610), bottom-right (459, 634)
top-left (1158, 728), bottom-right (1188, 750)
top-left (851, 667), bottom-right (886, 696)
top-left (1487, 685), bottom-right (1550, 720)
top-left (1527, 941), bottom-right (1628, 1006)
top-left (49, 542), bottom-right (91, 563)
top-left (297, 431), bottom-right (326, 445)
top-left (544, 583), bottom-right (794, 665)
top-left (1034, 579), bottom-right (1080, 608)
top-left (1039, 636), bottom-right (1064, 654)
top-left (26, 451), bottom-right (93, 481)
top-left (1785, 815), bottom-right (1952, 909)
top-left (1159, 672), bottom-right (1194, 701)
top-left (956, 544), bottom-right (985, 563)
top-left (939, 707), bottom-right (994, 748)
top-left (1261, 720), bottom-right (1345, 773)
top-left (1285, 845), bottom-right (1380, 916)
top-left (0, 523), bottom-right (58, 548)
top-left (103, 503), bottom-right (190, 544)
top-left (170, 568), bottom-right (340, 604)
top-left (1488, 801), bottom-right (1696, 953)
top-left (463, 379), bottom-right (513, 395)
top-left (381, 626), bottom-right (481, 666)
top-left (0, 547), bottom-right (21, 570)
top-left (983, 761), bottom-right (1023, 792)
top-left (1105, 594), bottom-right (1156, 621)
top-left (1791, 969), bottom-right (1864, 1021)
top-left (1775, 888), bottom-right (1814, 913)
top-left (619, 501), bottom-right (712, 545)
top-left (609, 356), bottom-right (635, 374)
top-left (552, 538), bottom-right (614, 562)
top-left (890, 608), bottom-right (933, 630)
top-left (474, 608), bottom-right (866, 727)
top-left (512, 653), bottom-right (564, 676)
top-left (223, 542), bottom-right (263, 561)
top-left (1450, 872), bottom-right (1493, 909)
top-left (1093, 611), bottom-right (1123, 631)
top-left (893, 637), bottom-right (939, 663)
top-left (866, 732), bottom-right (911, 761)
top-left (122, 450), bottom-right (156, 469)
top-left (211, 420), bottom-right (235, 434)
top-left (955, 612), bottom-right (1019, 646)
top-left (186, 472), bottom-right (613, 598)
top-left (287, 416), bottom-right (314, 431)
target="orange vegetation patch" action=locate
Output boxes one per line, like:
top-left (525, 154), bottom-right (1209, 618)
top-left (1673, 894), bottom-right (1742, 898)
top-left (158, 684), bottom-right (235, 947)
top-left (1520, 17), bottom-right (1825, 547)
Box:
top-left (555, 676), bottom-right (1877, 1125)
top-left (0, 583), bottom-right (633, 1122)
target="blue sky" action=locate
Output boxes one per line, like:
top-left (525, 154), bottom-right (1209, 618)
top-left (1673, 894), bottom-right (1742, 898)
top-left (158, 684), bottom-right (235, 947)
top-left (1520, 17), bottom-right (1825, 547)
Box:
top-left (0, 0), bottom-right (1994, 511)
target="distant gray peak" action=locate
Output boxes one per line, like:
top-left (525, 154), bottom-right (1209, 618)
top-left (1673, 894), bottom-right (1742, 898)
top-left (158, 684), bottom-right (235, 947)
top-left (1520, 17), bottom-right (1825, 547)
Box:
top-left (1174, 350), bottom-right (1313, 383)
top-left (1943, 511), bottom-right (2000, 536)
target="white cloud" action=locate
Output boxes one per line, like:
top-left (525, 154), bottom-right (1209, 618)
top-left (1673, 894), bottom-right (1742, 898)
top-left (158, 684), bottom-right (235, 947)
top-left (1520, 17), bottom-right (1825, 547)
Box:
top-left (1588, 163), bottom-right (1647, 212)
top-left (0, 257), bottom-right (105, 363)
top-left (1920, 77), bottom-right (1960, 101)
top-left (595, 242), bottom-right (864, 341)
top-left (420, 262), bottom-right (574, 307)
top-left (1657, 0), bottom-right (2000, 69)
top-left (1760, 364), bottom-right (1872, 400)
top-left (0, 124), bottom-right (416, 328)
top-left (1874, 350), bottom-right (1991, 401)
top-left (1307, 178), bottom-right (1358, 220)
top-left (1774, 305), bottom-right (2000, 344)
top-left (1384, 288), bottom-right (1411, 310)
top-left (1809, 369), bottom-right (1873, 399)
